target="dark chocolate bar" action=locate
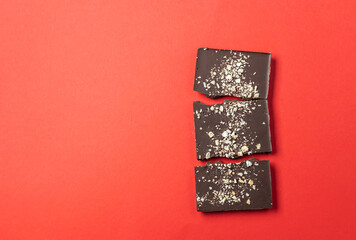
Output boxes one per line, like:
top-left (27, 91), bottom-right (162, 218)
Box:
top-left (195, 159), bottom-right (272, 212)
top-left (193, 100), bottom-right (271, 160)
top-left (194, 48), bottom-right (271, 99)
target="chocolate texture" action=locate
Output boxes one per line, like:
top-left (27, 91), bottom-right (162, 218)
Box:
top-left (194, 48), bottom-right (271, 99)
top-left (193, 100), bottom-right (272, 160)
top-left (195, 159), bottom-right (273, 212)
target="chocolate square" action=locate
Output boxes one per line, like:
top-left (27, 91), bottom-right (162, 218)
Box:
top-left (195, 159), bottom-right (273, 212)
top-left (194, 48), bottom-right (271, 99)
top-left (193, 100), bottom-right (272, 160)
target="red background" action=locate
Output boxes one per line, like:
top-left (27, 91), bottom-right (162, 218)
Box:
top-left (1, 1), bottom-right (356, 239)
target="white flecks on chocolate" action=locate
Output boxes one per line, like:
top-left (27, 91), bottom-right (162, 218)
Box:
top-left (246, 160), bottom-right (252, 167)
top-left (196, 159), bottom-right (264, 209)
top-left (194, 100), bottom-right (263, 159)
top-left (197, 52), bottom-right (260, 99)
top-left (241, 146), bottom-right (249, 153)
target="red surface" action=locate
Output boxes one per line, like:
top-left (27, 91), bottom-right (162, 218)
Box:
top-left (0, 1), bottom-right (355, 239)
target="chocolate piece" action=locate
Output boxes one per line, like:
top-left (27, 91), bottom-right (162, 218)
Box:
top-left (195, 159), bottom-right (272, 212)
top-left (193, 100), bottom-right (271, 160)
top-left (194, 48), bottom-right (271, 99)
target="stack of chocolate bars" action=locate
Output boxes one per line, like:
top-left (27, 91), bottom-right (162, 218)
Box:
top-left (193, 48), bottom-right (273, 212)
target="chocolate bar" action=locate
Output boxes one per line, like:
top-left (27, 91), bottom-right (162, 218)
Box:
top-left (193, 100), bottom-right (272, 160)
top-left (194, 48), bottom-right (271, 99)
top-left (195, 159), bottom-right (272, 212)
